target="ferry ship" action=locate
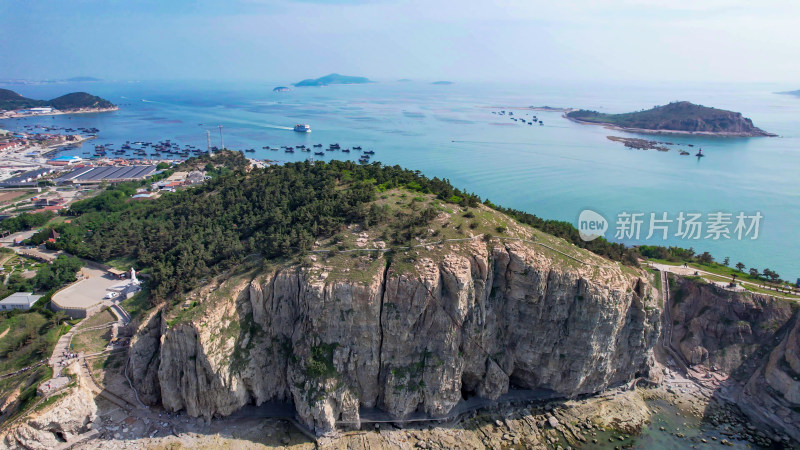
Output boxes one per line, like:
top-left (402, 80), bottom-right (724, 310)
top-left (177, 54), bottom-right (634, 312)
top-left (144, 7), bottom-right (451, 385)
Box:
top-left (294, 124), bottom-right (311, 133)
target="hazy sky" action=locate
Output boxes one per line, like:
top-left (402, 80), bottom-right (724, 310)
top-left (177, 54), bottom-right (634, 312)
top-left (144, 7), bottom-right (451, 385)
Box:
top-left (2, 0), bottom-right (799, 83)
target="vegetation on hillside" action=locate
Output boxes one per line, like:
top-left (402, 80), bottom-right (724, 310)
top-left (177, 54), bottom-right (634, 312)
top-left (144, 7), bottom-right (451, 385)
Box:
top-left (0, 255), bottom-right (82, 299)
top-left (32, 151), bottom-right (784, 307)
top-left (40, 152), bottom-right (642, 305)
top-left (0, 211), bottom-right (55, 233)
top-left (566, 101), bottom-right (769, 135)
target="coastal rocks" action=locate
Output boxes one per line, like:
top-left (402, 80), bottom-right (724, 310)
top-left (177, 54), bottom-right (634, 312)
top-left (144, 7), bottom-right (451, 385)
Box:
top-left (1, 385), bottom-right (97, 449)
top-left (130, 238), bottom-right (660, 434)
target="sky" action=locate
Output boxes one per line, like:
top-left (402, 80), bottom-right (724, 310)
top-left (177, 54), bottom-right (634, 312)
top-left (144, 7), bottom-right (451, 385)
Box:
top-left (2, 0), bottom-right (799, 83)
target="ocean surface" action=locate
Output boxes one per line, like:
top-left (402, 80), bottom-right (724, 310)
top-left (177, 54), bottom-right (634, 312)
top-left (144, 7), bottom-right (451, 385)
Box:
top-left (1, 79), bottom-right (798, 279)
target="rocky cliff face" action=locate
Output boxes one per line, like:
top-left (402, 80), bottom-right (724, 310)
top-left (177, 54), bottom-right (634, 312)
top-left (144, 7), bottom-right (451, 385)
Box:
top-left (130, 239), bottom-right (660, 434)
top-left (763, 313), bottom-right (800, 405)
top-left (667, 277), bottom-right (794, 374)
top-left (1, 382), bottom-right (97, 449)
top-left (665, 276), bottom-right (800, 441)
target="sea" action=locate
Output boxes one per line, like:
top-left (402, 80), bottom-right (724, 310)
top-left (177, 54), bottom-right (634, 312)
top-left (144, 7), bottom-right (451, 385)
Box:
top-left (1, 79), bottom-right (798, 280)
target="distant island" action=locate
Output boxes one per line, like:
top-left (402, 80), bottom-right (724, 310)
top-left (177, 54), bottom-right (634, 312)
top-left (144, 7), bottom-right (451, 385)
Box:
top-left (432, 81), bottom-right (453, 85)
top-left (0, 88), bottom-right (116, 115)
top-left (293, 73), bottom-right (371, 87)
top-left (272, 86), bottom-right (291, 92)
top-left (777, 90), bottom-right (800, 96)
top-left (566, 101), bottom-right (774, 137)
top-left (397, 78), bottom-right (412, 82)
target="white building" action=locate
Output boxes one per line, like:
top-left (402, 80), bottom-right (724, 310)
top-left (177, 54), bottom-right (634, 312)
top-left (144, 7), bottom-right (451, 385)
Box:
top-left (0, 292), bottom-right (42, 311)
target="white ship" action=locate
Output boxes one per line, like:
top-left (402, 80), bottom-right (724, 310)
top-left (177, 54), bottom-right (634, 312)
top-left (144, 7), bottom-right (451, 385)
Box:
top-left (294, 124), bottom-right (311, 133)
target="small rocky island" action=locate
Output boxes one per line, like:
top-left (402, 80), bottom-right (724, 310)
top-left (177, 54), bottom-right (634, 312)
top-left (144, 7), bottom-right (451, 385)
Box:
top-left (272, 86), bottom-right (290, 92)
top-left (0, 88), bottom-right (115, 113)
top-left (432, 80), bottom-right (454, 85)
top-left (566, 101), bottom-right (774, 136)
top-left (293, 73), bottom-right (371, 87)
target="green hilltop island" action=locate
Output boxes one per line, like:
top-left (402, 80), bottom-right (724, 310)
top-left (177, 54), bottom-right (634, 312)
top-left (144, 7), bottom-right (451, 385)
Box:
top-left (566, 101), bottom-right (774, 136)
top-left (0, 88), bottom-right (116, 113)
top-left (293, 73), bottom-right (371, 87)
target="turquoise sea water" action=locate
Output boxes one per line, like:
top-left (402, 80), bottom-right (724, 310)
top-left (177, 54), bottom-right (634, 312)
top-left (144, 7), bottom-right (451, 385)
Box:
top-left (2, 80), bottom-right (798, 279)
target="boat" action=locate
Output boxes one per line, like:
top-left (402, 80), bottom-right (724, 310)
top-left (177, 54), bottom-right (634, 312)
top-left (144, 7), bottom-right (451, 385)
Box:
top-left (342, 148), bottom-right (350, 153)
top-left (363, 150), bottom-right (375, 155)
top-left (294, 124), bottom-right (311, 133)
top-left (314, 151), bottom-right (324, 156)
top-left (313, 144), bottom-right (323, 148)
top-left (353, 146), bottom-right (362, 150)
top-left (696, 148), bottom-right (705, 157)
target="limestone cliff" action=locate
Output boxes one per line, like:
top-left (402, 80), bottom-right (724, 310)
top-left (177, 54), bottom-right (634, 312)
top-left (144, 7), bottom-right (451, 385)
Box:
top-left (130, 236), bottom-right (660, 434)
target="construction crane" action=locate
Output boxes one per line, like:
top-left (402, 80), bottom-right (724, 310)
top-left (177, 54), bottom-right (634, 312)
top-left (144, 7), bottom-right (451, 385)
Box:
top-left (206, 130), bottom-right (212, 155)
top-left (218, 125), bottom-right (224, 150)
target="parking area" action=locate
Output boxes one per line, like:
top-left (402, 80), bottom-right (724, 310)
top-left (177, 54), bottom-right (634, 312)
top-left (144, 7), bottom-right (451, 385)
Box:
top-left (52, 267), bottom-right (121, 310)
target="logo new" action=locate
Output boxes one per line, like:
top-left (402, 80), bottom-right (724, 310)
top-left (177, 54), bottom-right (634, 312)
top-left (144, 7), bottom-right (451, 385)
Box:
top-left (578, 209), bottom-right (608, 242)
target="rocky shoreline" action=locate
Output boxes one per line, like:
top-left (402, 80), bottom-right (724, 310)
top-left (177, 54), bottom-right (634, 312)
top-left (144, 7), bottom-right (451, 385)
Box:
top-left (16, 368), bottom-right (789, 449)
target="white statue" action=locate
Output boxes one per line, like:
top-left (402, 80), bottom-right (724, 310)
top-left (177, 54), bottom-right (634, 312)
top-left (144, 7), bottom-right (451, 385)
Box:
top-left (130, 267), bottom-right (139, 284)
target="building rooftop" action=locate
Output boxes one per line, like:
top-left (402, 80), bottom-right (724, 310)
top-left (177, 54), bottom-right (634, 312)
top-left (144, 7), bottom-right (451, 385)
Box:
top-left (0, 292), bottom-right (42, 307)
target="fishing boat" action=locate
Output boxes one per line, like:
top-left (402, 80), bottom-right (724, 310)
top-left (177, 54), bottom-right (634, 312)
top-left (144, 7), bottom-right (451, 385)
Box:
top-left (294, 124), bottom-right (311, 133)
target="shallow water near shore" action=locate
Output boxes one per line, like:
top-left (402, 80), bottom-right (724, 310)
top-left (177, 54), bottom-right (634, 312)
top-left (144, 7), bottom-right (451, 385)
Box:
top-left (2, 79), bottom-right (798, 278)
top-left (572, 398), bottom-right (750, 449)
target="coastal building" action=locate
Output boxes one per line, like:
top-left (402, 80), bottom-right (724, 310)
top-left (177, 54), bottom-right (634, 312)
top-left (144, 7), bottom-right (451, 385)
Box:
top-left (27, 107), bottom-right (54, 114)
top-left (0, 140), bottom-right (25, 152)
top-left (0, 167), bottom-right (55, 187)
top-left (186, 170), bottom-right (207, 185)
top-left (33, 194), bottom-right (64, 208)
top-left (55, 165), bottom-right (157, 184)
top-left (107, 268), bottom-right (127, 279)
top-left (47, 155), bottom-right (83, 166)
top-left (0, 292), bottom-right (42, 311)
top-left (132, 193), bottom-right (156, 200)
